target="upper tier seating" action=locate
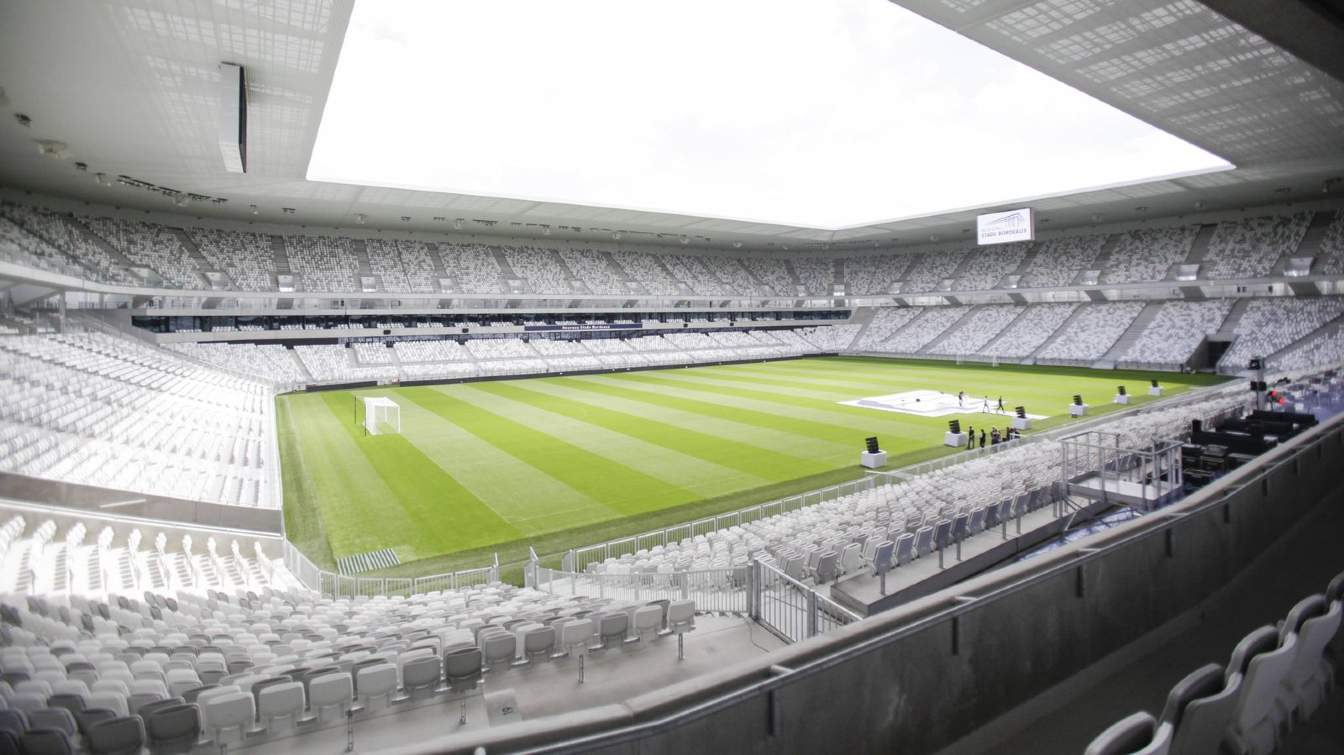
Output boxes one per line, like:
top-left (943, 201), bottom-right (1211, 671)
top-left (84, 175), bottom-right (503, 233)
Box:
top-left (1313, 211), bottom-right (1344, 276)
top-left (955, 244), bottom-right (1027, 292)
top-left (1036, 301), bottom-right (1145, 362)
top-left (792, 257), bottom-right (834, 295)
top-left (1120, 300), bottom-right (1233, 366)
top-left (902, 251), bottom-right (967, 294)
top-left (184, 228), bottom-right (276, 292)
top-left (1202, 213), bottom-right (1310, 280)
top-left (559, 249), bottom-right (625, 295)
top-left (0, 334), bottom-right (276, 508)
top-left (0, 203), bottom-right (134, 284)
top-left (1019, 236), bottom-right (1107, 288)
top-left (844, 254), bottom-right (909, 296)
top-left (502, 246), bottom-right (573, 294)
top-left (609, 252), bottom-right (682, 295)
top-left (294, 346), bottom-right (398, 384)
top-left (1101, 226), bottom-right (1198, 284)
top-left (365, 240), bottom-right (439, 294)
top-left (82, 218), bottom-right (205, 289)
top-left (740, 257), bottom-right (794, 297)
top-left (285, 236), bottom-right (358, 293)
top-left (439, 245), bottom-right (504, 294)
top-left (1220, 297), bottom-right (1344, 370)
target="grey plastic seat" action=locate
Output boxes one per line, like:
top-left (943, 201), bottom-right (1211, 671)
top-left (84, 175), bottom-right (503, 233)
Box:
top-left (1169, 627), bottom-right (1275, 755)
top-left (894, 533), bottom-right (914, 567)
top-left (1226, 628), bottom-right (1299, 754)
top-left (444, 649), bottom-right (483, 725)
top-left (1084, 711), bottom-right (1157, 755)
top-left (354, 663), bottom-right (397, 708)
top-left (479, 633), bottom-right (517, 671)
top-left (629, 608), bottom-right (659, 644)
top-left (522, 626), bottom-right (558, 661)
top-left (597, 613), bottom-right (631, 649)
top-left (871, 540), bottom-right (895, 576)
top-left (967, 506), bottom-right (986, 534)
top-left (913, 526), bottom-right (934, 558)
top-left (814, 551), bottom-right (839, 583)
top-left (951, 513), bottom-right (969, 544)
top-left (1151, 662), bottom-right (1223, 754)
top-left (932, 519), bottom-right (952, 552)
top-left (1278, 595), bottom-right (1341, 723)
top-left (27, 708), bottom-right (77, 738)
top-left (21, 728), bottom-right (75, 755)
top-left (256, 681), bottom-right (304, 730)
top-left (143, 702), bottom-right (200, 755)
top-left (400, 656), bottom-right (441, 696)
top-left (307, 672), bottom-right (352, 721)
top-left (85, 716), bottom-right (144, 755)
top-left (74, 708), bottom-right (119, 740)
top-left (202, 691), bottom-right (254, 747)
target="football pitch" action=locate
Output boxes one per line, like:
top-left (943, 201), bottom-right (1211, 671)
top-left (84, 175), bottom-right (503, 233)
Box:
top-left (277, 357), bottom-right (1224, 576)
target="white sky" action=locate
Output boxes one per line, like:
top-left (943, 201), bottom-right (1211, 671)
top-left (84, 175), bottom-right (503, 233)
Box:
top-left (308, 0), bottom-right (1232, 230)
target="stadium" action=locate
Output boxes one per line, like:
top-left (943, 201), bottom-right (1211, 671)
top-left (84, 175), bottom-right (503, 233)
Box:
top-left (0, 0), bottom-right (1343, 752)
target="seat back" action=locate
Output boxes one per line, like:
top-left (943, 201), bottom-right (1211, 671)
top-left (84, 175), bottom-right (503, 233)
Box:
top-left (598, 613), bottom-right (629, 643)
top-left (86, 716), bottom-right (144, 755)
top-left (895, 534), bottom-right (914, 566)
top-left (21, 728), bottom-right (74, 755)
top-left (932, 520), bottom-right (952, 550)
top-left (951, 513), bottom-right (969, 542)
top-left (28, 708), bottom-right (77, 737)
top-left (1168, 671), bottom-right (1243, 755)
top-left (815, 552), bottom-right (839, 583)
top-left (203, 692), bottom-right (254, 735)
top-left (1084, 711), bottom-right (1157, 755)
top-left (1158, 663), bottom-right (1223, 731)
top-left (257, 682), bottom-right (305, 719)
top-left (144, 703), bottom-right (201, 753)
top-left (444, 649), bottom-right (483, 693)
top-left (401, 656), bottom-right (441, 691)
top-left (524, 626), bottom-right (558, 656)
top-left (1289, 599), bottom-right (1342, 692)
top-left (913, 527), bottom-right (934, 557)
top-left (839, 543), bottom-right (862, 574)
top-left (872, 541), bottom-right (895, 575)
top-left (1232, 631), bottom-right (1298, 734)
top-left (308, 673), bottom-right (353, 708)
top-left (74, 708), bottom-right (118, 739)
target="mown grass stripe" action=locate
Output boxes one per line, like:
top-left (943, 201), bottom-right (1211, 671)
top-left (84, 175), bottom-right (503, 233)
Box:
top-left (412, 386), bottom-right (701, 518)
top-left (451, 383), bottom-right (771, 496)
top-left (475, 380), bottom-right (829, 482)
top-left (383, 389), bottom-right (617, 534)
top-left (560, 374), bottom-right (909, 459)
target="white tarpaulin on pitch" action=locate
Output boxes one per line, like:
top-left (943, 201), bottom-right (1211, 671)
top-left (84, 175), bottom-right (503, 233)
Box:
top-left (838, 390), bottom-right (1047, 419)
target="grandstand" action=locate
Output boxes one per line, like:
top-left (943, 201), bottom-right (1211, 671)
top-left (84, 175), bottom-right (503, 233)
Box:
top-left (1, 0), bottom-right (1344, 752)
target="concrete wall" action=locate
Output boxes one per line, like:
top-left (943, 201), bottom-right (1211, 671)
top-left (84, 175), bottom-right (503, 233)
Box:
top-left (383, 412), bottom-right (1344, 755)
top-left (0, 473), bottom-right (282, 534)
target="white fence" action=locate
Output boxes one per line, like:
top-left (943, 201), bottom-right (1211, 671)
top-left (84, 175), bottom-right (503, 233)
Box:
top-left (530, 564), bottom-right (749, 615)
top-left (562, 476), bottom-right (884, 573)
top-left (751, 560), bottom-right (862, 643)
top-left (282, 541), bottom-right (498, 599)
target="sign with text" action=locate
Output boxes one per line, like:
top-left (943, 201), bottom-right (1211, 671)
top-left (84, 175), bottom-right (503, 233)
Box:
top-left (977, 208), bottom-right (1036, 245)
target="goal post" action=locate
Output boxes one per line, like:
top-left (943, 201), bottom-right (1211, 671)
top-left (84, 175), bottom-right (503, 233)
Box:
top-left (361, 396), bottom-right (401, 436)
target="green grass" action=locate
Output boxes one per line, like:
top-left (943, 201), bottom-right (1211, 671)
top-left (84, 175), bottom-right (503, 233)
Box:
top-left (278, 356), bottom-right (1224, 579)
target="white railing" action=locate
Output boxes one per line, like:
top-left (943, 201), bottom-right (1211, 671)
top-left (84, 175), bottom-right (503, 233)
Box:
top-left (751, 559), bottom-right (862, 643)
top-left (531, 564), bottom-right (750, 615)
top-left (562, 476), bottom-right (886, 573)
top-left (281, 541), bottom-right (499, 599)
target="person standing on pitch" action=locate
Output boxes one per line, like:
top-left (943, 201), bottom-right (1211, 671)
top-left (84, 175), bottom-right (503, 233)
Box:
top-left (997, 396), bottom-right (1005, 414)
top-left (958, 390), bottom-right (965, 408)
top-left (966, 425), bottom-right (975, 450)
top-left (979, 429), bottom-right (986, 449)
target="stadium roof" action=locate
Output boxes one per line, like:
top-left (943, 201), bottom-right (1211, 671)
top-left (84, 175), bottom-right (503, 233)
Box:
top-left (0, 0), bottom-right (1341, 251)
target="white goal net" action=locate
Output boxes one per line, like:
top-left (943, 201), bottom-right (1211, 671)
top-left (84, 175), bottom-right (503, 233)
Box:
top-left (362, 396), bottom-right (401, 435)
